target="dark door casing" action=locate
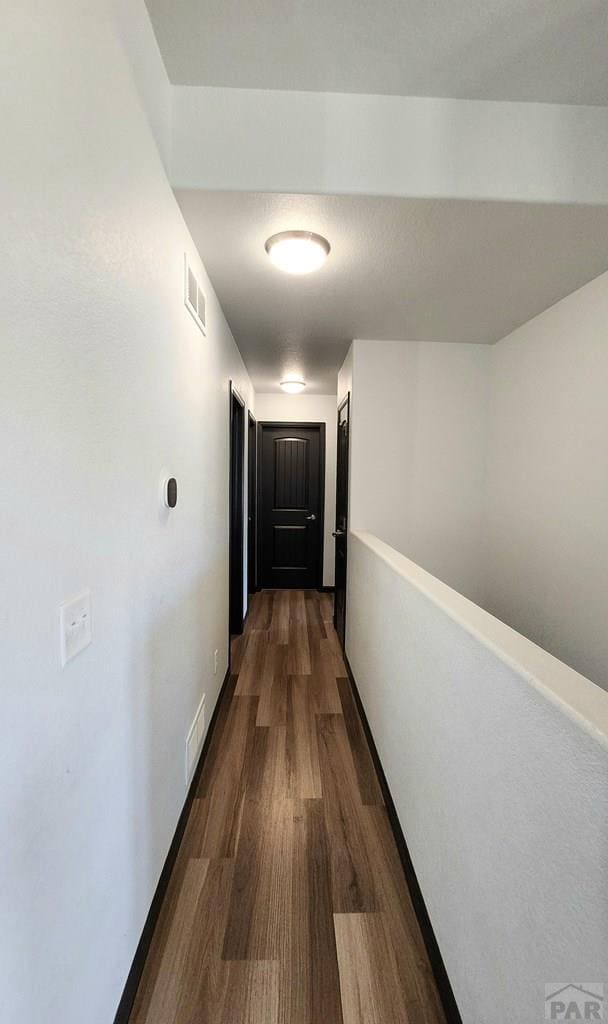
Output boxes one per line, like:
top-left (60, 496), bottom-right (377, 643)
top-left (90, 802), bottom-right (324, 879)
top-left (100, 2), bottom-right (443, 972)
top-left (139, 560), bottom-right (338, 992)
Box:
top-left (258, 422), bottom-right (325, 589)
top-left (229, 385), bottom-right (245, 635)
top-left (334, 394), bottom-right (349, 648)
top-left (247, 412), bottom-right (257, 594)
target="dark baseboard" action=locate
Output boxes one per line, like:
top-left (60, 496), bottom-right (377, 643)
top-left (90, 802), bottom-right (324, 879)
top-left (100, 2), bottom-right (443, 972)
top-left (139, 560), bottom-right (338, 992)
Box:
top-left (317, 585), bottom-right (335, 593)
top-left (113, 666), bottom-right (232, 1024)
top-left (229, 607), bottom-right (249, 668)
top-left (344, 654), bottom-right (463, 1024)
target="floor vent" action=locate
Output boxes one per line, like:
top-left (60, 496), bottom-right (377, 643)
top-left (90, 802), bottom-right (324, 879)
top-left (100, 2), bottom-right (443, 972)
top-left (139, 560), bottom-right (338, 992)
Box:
top-left (185, 694), bottom-right (206, 783)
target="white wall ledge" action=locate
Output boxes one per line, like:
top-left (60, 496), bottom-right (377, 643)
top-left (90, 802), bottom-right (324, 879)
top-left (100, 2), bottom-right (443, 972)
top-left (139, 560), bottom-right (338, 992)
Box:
top-left (347, 529), bottom-right (608, 1023)
top-left (352, 530), bottom-right (608, 751)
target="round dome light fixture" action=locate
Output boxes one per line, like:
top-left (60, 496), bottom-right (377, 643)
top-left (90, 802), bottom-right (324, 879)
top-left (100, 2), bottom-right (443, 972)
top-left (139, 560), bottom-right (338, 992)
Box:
top-left (280, 379), bottom-right (306, 394)
top-left (264, 231), bottom-right (330, 275)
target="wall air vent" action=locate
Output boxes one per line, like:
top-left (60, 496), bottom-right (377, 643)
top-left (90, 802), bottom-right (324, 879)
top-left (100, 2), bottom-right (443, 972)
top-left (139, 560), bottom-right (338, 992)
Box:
top-left (184, 253), bottom-right (207, 335)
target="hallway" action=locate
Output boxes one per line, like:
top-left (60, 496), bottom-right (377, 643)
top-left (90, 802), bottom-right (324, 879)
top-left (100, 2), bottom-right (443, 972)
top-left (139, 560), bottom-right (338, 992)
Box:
top-left (129, 590), bottom-right (445, 1024)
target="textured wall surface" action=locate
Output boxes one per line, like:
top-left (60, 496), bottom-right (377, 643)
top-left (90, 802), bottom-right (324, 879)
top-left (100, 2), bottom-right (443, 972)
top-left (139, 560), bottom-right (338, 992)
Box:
top-left (485, 270), bottom-right (608, 691)
top-left (346, 531), bottom-right (608, 1024)
top-left (347, 340), bottom-right (489, 606)
top-left (1, 2), bottom-right (252, 1022)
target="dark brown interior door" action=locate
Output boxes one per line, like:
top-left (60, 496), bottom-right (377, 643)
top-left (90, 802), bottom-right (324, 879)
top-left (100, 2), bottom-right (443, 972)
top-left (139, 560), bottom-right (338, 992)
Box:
top-left (259, 423), bottom-right (324, 589)
top-left (334, 394), bottom-right (349, 647)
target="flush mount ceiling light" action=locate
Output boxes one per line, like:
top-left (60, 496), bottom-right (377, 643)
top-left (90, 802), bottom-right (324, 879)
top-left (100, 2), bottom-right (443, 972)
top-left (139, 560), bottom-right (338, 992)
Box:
top-left (280, 379), bottom-right (306, 394)
top-left (264, 231), bottom-right (330, 275)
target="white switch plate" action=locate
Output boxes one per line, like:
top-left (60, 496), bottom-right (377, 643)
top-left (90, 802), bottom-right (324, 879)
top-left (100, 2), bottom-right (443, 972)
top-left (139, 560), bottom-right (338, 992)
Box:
top-left (60, 590), bottom-right (92, 666)
top-left (213, 649), bottom-right (219, 675)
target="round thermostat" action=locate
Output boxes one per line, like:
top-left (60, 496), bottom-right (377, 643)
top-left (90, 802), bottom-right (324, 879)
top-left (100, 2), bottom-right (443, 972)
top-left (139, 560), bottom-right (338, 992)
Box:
top-left (163, 477), bottom-right (177, 509)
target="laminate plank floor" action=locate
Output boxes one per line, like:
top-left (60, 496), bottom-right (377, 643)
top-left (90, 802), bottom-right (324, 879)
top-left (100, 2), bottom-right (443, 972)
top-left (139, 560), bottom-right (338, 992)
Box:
top-left (129, 590), bottom-right (446, 1024)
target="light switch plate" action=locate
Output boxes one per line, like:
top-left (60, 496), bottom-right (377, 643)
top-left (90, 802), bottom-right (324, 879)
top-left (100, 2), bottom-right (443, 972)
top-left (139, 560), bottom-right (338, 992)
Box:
top-left (60, 590), bottom-right (92, 666)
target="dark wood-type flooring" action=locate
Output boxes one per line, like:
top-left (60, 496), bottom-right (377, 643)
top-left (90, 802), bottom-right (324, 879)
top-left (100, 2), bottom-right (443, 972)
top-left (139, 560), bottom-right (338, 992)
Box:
top-left (129, 590), bottom-right (446, 1024)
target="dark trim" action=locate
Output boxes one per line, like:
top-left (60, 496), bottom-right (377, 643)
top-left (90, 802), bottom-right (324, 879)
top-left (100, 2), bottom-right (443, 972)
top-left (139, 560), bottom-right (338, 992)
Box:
top-left (317, 585), bottom-right (335, 593)
top-left (247, 411), bottom-right (258, 600)
top-left (240, 603), bottom-right (250, 636)
top-left (229, 382), bottom-right (245, 637)
top-left (257, 421), bottom-right (326, 590)
top-left (257, 420), bottom-right (325, 427)
top-left (333, 392), bottom-right (350, 648)
top-left (230, 384), bottom-right (246, 409)
top-left (318, 424), bottom-right (326, 589)
top-left (343, 653), bottom-right (463, 1024)
top-left (113, 666), bottom-right (232, 1024)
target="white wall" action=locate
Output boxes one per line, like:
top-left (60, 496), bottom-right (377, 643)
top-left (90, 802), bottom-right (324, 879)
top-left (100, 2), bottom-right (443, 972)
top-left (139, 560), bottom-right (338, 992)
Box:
top-left (110, 0), bottom-right (172, 171)
top-left (171, 87), bottom-right (608, 205)
top-left (254, 393), bottom-right (337, 587)
top-left (0, 3), bottom-right (252, 1023)
top-left (346, 340), bottom-right (489, 605)
top-left (484, 271), bottom-right (608, 691)
top-left (343, 270), bottom-right (608, 692)
top-left (337, 345), bottom-right (353, 409)
top-left (347, 531), bottom-right (608, 1024)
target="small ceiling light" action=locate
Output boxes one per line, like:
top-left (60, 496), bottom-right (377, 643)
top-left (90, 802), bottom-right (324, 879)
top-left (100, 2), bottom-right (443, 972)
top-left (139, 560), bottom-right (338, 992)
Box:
top-left (280, 379), bottom-right (306, 394)
top-left (265, 231), bottom-right (330, 275)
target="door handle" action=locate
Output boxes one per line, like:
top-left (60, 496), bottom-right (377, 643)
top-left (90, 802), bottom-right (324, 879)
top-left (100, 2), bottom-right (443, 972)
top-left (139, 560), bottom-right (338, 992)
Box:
top-left (332, 528), bottom-right (345, 538)
top-left (305, 513), bottom-right (316, 521)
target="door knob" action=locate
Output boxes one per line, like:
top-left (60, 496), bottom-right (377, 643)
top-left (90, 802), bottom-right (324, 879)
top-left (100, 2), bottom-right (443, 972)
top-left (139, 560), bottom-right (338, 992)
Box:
top-left (305, 513), bottom-right (316, 521)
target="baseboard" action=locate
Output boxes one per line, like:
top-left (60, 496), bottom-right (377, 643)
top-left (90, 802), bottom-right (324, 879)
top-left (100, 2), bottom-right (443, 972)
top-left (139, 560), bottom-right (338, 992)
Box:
top-left (113, 666), bottom-right (232, 1024)
top-left (344, 654), bottom-right (463, 1024)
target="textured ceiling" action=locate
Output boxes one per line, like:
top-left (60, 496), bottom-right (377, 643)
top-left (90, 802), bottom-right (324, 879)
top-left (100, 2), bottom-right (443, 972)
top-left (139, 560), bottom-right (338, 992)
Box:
top-left (146, 0), bottom-right (608, 104)
top-left (176, 190), bottom-right (608, 393)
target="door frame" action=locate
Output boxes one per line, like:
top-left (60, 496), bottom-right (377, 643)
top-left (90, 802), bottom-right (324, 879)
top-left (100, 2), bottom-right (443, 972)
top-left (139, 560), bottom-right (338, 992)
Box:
top-left (257, 421), bottom-right (326, 590)
top-left (334, 392), bottom-right (350, 646)
top-left (229, 382), bottom-right (245, 638)
top-left (247, 411), bottom-right (257, 596)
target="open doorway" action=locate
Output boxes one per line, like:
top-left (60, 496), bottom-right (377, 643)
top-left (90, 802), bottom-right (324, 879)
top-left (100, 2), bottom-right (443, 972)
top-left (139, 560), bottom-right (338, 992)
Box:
top-left (229, 383), bottom-right (245, 636)
top-left (247, 412), bottom-right (257, 595)
top-left (333, 393), bottom-right (349, 649)
top-left (257, 421), bottom-right (325, 589)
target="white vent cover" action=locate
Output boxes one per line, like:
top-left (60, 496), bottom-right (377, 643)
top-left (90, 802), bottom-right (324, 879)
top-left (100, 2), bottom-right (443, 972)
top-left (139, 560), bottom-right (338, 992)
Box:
top-left (184, 253), bottom-right (207, 335)
top-left (185, 693), bottom-right (206, 783)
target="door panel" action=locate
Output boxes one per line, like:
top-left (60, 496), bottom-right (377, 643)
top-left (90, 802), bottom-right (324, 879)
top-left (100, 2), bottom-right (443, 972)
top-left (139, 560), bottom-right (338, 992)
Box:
top-left (259, 423), bottom-right (324, 588)
top-left (334, 395), bottom-right (349, 647)
top-left (273, 524), bottom-right (307, 567)
top-left (274, 437), bottom-right (309, 509)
